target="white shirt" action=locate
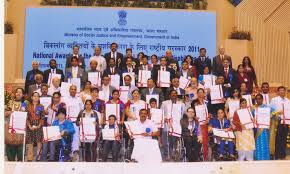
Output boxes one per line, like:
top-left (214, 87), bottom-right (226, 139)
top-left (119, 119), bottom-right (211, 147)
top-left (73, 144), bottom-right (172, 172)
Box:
top-left (149, 87), bottom-right (155, 95)
top-left (102, 85), bottom-right (110, 102)
top-left (182, 69), bottom-right (188, 78)
top-left (134, 119), bottom-right (158, 139)
top-left (73, 54), bottom-right (78, 58)
top-left (89, 55), bottom-right (107, 73)
top-left (111, 52), bottom-right (117, 61)
top-left (270, 96), bottom-right (290, 124)
top-left (48, 86), bottom-right (60, 96)
top-left (51, 68), bottom-right (56, 74)
top-left (61, 95), bottom-right (84, 122)
top-left (261, 93), bottom-right (270, 106)
top-left (174, 87), bottom-right (181, 95)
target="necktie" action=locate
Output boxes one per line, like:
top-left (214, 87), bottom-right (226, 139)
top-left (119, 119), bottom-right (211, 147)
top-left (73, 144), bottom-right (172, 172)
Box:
top-left (52, 69), bottom-right (55, 74)
top-left (162, 67), bottom-right (165, 71)
top-left (37, 85), bottom-right (41, 89)
top-left (111, 68), bottom-right (114, 74)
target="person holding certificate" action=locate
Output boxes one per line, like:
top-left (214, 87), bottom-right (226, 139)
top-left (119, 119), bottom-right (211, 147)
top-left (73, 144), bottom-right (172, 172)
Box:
top-left (48, 77), bottom-right (61, 96)
top-left (232, 98), bottom-right (255, 161)
top-left (41, 108), bottom-right (75, 161)
top-left (224, 88), bottom-right (241, 120)
top-left (91, 88), bottom-right (105, 115)
top-left (106, 90), bottom-right (125, 124)
top-left (45, 92), bottom-right (66, 126)
top-left (102, 115), bottom-right (121, 162)
top-left (180, 107), bottom-right (202, 162)
top-left (270, 86), bottom-right (290, 160)
top-left (125, 89), bottom-right (147, 121)
top-left (252, 94), bottom-right (273, 160)
top-left (209, 109), bottom-right (235, 160)
top-left (79, 81), bottom-right (92, 103)
top-left (65, 56), bottom-right (85, 89)
top-left (123, 75), bottom-right (138, 100)
top-left (197, 66), bottom-right (216, 88)
top-left (5, 88), bottom-right (27, 161)
top-left (76, 100), bottom-right (100, 162)
top-left (82, 59), bottom-right (102, 88)
top-left (191, 88), bottom-right (210, 161)
top-left (25, 92), bottom-right (45, 161)
top-left (185, 77), bottom-right (203, 102)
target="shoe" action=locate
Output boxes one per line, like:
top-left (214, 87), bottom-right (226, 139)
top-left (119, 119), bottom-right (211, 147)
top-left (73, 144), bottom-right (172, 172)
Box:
top-left (72, 151), bottom-right (79, 162)
top-left (229, 154), bottom-right (236, 160)
top-left (218, 154), bottom-right (224, 160)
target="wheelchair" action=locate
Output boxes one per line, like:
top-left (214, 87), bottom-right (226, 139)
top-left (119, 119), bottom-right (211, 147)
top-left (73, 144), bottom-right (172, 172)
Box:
top-left (58, 133), bottom-right (73, 162)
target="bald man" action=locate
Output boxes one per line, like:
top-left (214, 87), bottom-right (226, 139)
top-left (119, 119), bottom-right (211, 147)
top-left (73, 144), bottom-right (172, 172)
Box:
top-left (212, 46), bottom-right (232, 76)
top-left (25, 61), bottom-right (44, 94)
top-left (165, 50), bottom-right (180, 73)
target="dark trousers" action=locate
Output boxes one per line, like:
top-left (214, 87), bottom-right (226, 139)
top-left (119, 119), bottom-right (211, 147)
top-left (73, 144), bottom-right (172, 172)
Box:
top-left (275, 123), bottom-right (289, 159)
top-left (102, 140), bottom-right (121, 162)
top-left (6, 144), bottom-right (23, 161)
top-left (183, 136), bottom-right (200, 162)
top-left (82, 142), bottom-right (97, 162)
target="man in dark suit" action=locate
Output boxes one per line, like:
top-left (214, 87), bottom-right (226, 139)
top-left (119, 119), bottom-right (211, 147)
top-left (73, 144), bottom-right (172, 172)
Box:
top-left (43, 59), bottom-right (65, 85)
top-left (165, 49), bottom-right (180, 73)
top-left (27, 73), bottom-right (44, 98)
top-left (176, 61), bottom-right (195, 79)
top-left (165, 77), bottom-right (185, 100)
top-left (65, 45), bottom-right (86, 70)
top-left (212, 46), bottom-right (232, 76)
top-left (24, 61), bottom-right (44, 94)
top-left (121, 57), bottom-right (138, 84)
top-left (194, 48), bottom-right (212, 76)
top-left (140, 78), bottom-right (164, 107)
top-left (126, 48), bottom-right (140, 70)
top-left (104, 42), bottom-right (124, 68)
top-left (152, 57), bottom-right (175, 85)
top-left (218, 58), bottom-right (237, 96)
top-left (103, 58), bottom-right (122, 77)
top-left (138, 55), bottom-right (153, 71)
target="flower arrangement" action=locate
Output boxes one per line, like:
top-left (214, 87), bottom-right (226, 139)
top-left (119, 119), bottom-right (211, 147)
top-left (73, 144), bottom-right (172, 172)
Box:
top-left (229, 27), bottom-right (252, 41)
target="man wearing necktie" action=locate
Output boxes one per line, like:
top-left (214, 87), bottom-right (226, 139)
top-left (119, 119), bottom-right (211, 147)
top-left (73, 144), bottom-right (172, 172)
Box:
top-left (27, 73), bottom-right (44, 98)
top-left (194, 48), bottom-right (212, 76)
top-left (43, 59), bottom-right (65, 84)
top-left (213, 46), bottom-right (232, 76)
top-left (24, 61), bottom-right (44, 94)
top-left (65, 45), bottom-right (86, 69)
top-left (104, 43), bottom-right (124, 68)
top-left (140, 78), bottom-right (164, 107)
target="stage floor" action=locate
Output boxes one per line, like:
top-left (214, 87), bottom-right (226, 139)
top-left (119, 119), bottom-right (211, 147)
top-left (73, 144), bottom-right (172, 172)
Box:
top-left (4, 161), bottom-right (290, 174)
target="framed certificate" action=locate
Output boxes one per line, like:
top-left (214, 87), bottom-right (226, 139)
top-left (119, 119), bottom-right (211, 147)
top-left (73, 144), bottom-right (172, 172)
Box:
top-left (8, 111), bottom-right (28, 134)
top-left (237, 108), bottom-right (255, 129)
top-left (43, 126), bottom-right (61, 142)
top-left (157, 70), bottom-right (170, 87)
top-left (137, 70), bottom-right (151, 87)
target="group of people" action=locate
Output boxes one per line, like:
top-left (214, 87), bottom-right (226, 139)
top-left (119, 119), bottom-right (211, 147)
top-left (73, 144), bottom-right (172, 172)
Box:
top-left (4, 42), bottom-right (289, 162)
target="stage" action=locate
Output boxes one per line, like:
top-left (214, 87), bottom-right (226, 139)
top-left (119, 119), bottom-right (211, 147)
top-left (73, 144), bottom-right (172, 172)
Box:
top-left (4, 161), bottom-right (290, 174)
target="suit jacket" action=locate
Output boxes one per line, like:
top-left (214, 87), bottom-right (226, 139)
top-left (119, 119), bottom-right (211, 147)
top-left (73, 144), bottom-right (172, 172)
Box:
top-left (166, 57), bottom-right (180, 73)
top-left (103, 67), bottom-right (122, 77)
top-left (140, 87), bottom-right (164, 107)
top-left (138, 64), bottom-right (154, 71)
top-left (194, 57), bottom-right (212, 76)
top-left (24, 69), bottom-right (44, 94)
top-left (104, 52), bottom-right (124, 68)
top-left (28, 84), bottom-right (42, 99)
top-left (65, 54), bottom-right (86, 70)
top-left (151, 65), bottom-right (176, 84)
top-left (165, 87), bottom-right (185, 100)
top-left (212, 55), bottom-right (232, 76)
top-left (218, 68), bottom-right (237, 97)
top-left (43, 68), bottom-right (65, 84)
top-left (65, 67), bottom-right (85, 89)
top-left (176, 69), bottom-right (195, 79)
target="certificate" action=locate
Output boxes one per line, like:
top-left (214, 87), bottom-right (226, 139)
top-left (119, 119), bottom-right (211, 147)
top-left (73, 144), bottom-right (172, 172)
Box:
top-left (102, 127), bottom-right (118, 141)
top-left (67, 105), bottom-right (81, 122)
top-left (212, 128), bottom-right (235, 139)
top-left (98, 91), bottom-right (105, 101)
top-left (105, 104), bottom-right (120, 122)
top-left (228, 100), bottom-right (240, 119)
top-left (242, 95), bottom-right (253, 107)
top-left (109, 74), bottom-right (120, 89)
top-left (130, 103), bottom-right (147, 120)
top-left (157, 70), bottom-right (170, 87)
top-left (68, 78), bottom-right (81, 93)
top-left (48, 73), bottom-right (61, 87)
top-left (179, 76), bottom-right (190, 89)
top-left (195, 104), bottom-right (208, 125)
top-left (60, 82), bottom-right (71, 97)
top-left (146, 95), bottom-right (159, 107)
top-left (123, 72), bottom-right (135, 86)
top-left (169, 119), bottom-right (182, 137)
top-left (237, 108), bottom-right (255, 129)
top-left (88, 72), bottom-right (101, 87)
top-left (43, 126), bottom-right (61, 142)
top-left (40, 97), bottom-right (52, 109)
top-left (203, 75), bottom-right (216, 88)
top-left (137, 70), bottom-right (151, 87)
top-left (80, 117), bottom-right (96, 142)
top-left (47, 108), bottom-right (56, 126)
top-left (119, 86), bottom-right (129, 103)
top-left (9, 111), bottom-right (27, 134)
top-left (150, 108), bottom-right (164, 128)
top-left (210, 85), bottom-right (224, 104)
top-left (124, 121), bottom-right (143, 139)
top-left (255, 107), bottom-right (271, 128)
top-left (282, 102), bottom-right (290, 125)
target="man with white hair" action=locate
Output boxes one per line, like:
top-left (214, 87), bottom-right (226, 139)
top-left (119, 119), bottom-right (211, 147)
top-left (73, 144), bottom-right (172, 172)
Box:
top-left (27, 73), bottom-right (44, 98)
top-left (165, 49), bottom-right (180, 73)
top-left (212, 46), bottom-right (232, 76)
top-left (24, 60), bottom-right (44, 94)
top-left (89, 46), bottom-right (107, 74)
top-left (48, 77), bottom-right (61, 96)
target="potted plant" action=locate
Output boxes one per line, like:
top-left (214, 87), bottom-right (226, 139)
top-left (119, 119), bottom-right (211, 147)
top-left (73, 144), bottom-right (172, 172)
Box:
top-left (4, 21), bottom-right (13, 34)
